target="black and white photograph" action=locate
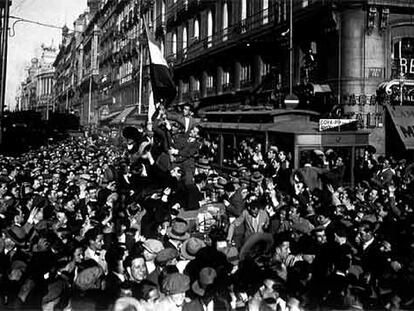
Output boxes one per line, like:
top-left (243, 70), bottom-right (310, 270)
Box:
top-left (1, 0), bottom-right (414, 310)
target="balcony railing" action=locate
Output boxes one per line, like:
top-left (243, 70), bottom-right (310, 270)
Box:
top-left (167, 7), bottom-right (275, 67)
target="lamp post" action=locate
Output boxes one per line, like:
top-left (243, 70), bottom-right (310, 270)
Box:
top-left (0, 0), bottom-right (11, 146)
top-left (399, 71), bottom-right (405, 106)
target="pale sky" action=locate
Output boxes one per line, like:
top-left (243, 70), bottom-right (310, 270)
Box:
top-left (6, 0), bottom-right (87, 110)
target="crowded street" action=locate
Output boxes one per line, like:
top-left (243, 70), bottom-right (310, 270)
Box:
top-left (0, 125), bottom-right (414, 310)
top-left (2, 0), bottom-right (414, 310)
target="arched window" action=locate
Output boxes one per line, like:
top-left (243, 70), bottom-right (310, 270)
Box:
top-left (222, 2), bottom-right (228, 41)
top-left (193, 18), bottom-right (199, 40)
top-left (207, 9), bottom-right (213, 47)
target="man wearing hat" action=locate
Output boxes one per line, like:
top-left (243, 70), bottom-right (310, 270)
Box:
top-left (164, 218), bottom-right (190, 251)
top-left (143, 239), bottom-right (165, 274)
top-left (183, 267), bottom-right (217, 311)
top-left (154, 272), bottom-right (190, 311)
top-left (227, 200), bottom-right (269, 246)
top-left (178, 237), bottom-right (206, 273)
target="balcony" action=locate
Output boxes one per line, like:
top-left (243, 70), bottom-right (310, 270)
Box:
top-left (166, 0), bottom-right (208, 29)
top-left (168, 7), bottom-right (275, 68)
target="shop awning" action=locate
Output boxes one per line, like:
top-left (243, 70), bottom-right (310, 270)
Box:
top-left (100, 110), bottom-right (122, 122)
top-left (110, 106), bottom-right (136, 125)
top-left (310, 83), bottom-right (332, 94)
top-left (386, 104), bottom-right (414, 150)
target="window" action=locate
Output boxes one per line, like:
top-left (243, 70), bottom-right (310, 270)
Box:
top-left (172, 31), bottom-right (177, 56)
top-left (161, 0), bottom-right (166, 22)
top-left (193, 78), bottom-right (200, 91)
top-left (240, 63), bottom-right (251, 87)
top-left (206, 74), bottom-right (215, 94)
top-left (193, 18), bottom-right (200, 40)
top-left (263, 0), bottom-right (269, 24)
top-left (222, 2), bottom-right (228, 41)
top-left (241, 0), bottom-right (247, 21)
top-left (261, 62), bottom-right (271, 78)
top-left (222, 70), bottom-right (232, 91)
top-left (207, 10), bottom-right (213, 47)
top-left (182, 26), bottom-right (188, 52)
top-left (182, 81), bottom-right (190, 100)
top-left (393, 38), bottom-right (414, 78)
top-left (160, 39), bottom-right (165, 57)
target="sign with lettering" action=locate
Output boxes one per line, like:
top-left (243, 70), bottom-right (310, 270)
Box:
top-left (319, 119), bottom-right (357, 131)
top-left (387, 105), bottom-right (414, 149)
top-left (367, 67), bottom-right (384, 78)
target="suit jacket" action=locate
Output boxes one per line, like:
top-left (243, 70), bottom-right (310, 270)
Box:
top-left (227, 209), bottom-right (269, 241)
top-left (298, 165), bottom-right (328, 191)
top-left (168, 113), bottom-right (196, 133)
top-left (227, 188), bottom-right (245, 217)
top-left (371, 167), bottom-right (394, 188)
top-left (184, 184), bottom-right (204, 211)
top-left (182, 298), bottom-right (206, 311)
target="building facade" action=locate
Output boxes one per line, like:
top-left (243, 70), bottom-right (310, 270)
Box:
top-left (18, 44), bottom-right (57, 119)
top-left (159, 0), bottom-right (414, 154)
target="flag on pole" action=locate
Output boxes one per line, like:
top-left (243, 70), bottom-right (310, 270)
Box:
top-left (143, 17), bottom-right (176, 106)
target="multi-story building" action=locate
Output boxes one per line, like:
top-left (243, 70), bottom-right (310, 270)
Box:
top-left (98, 0), bottom-right (145, 125)
top-left (53, 17), bottom-right (85, 114)
top-left (159, 0), bottom-right (414, 156)
top-left (18, 44), bottom-right (57, 118)
top-left (19, 58), bottom-right (39, 111)
top-left (35, 44), bottom-right (57, 119)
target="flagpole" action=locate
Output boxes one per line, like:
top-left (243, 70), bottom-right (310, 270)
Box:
top-left (138, 42), bottom-right (143, 115)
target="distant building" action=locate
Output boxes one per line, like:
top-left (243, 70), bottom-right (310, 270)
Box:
top-left (18, 43), bottom-right (57, 119)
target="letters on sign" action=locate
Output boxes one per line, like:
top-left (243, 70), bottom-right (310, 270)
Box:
top-left (319, 119), bottom-right (357, 131)
top-left (400, 58), bottom-right (414, 76)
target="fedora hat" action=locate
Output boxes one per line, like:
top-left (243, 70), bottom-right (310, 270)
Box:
top-left (196, 158), bottom-right (210, 170)
top-left (250, 171), bottom-right (264, 183)
top-left (180, 237), bottom-right (206, 260)
top-left (167, 218), bottom-right (190, 241)
top-left (192, 267), bottom-right (217, 297)
top-left (239, 233), bottom-right (274, 262)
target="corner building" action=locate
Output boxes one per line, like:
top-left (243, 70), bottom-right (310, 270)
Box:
top-left (158, 0), bottom-right (414, 155)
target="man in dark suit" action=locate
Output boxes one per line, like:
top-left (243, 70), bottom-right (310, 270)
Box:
top-left (173, 125), bottom-right (201, 185)
top-left (182, 173), bottom-right (206, 211)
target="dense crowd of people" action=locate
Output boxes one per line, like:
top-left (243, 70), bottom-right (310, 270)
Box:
top-left (1, 103), bottom-right (414, 311)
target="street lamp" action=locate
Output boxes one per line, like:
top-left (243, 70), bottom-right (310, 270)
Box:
top-left (399, 71), bottom-right (405, 106)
